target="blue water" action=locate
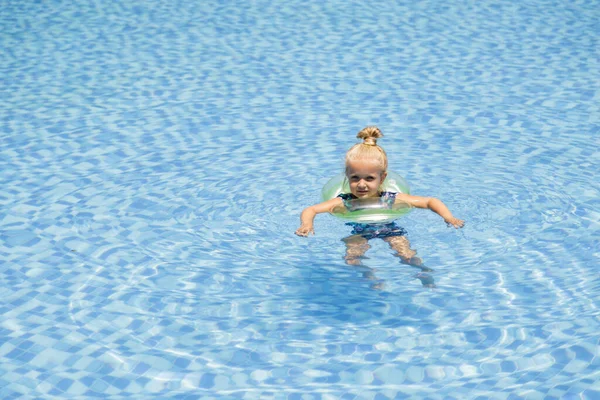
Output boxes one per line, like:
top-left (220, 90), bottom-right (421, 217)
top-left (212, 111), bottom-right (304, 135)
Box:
top-left (1, 0), bottom-right (599, 398)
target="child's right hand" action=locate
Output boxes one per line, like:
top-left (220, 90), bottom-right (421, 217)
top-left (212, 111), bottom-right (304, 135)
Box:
top-left (445, 217), bottom-right (465, 228)
top-left (295, 225), bottom-right (314, 237)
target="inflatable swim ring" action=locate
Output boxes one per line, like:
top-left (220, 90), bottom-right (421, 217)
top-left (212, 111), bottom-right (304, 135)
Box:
top-left (321, 171), bottom-right (413, 223)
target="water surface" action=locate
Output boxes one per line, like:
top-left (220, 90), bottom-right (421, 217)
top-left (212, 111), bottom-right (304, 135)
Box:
top-left (1, 0), bottom-right (599, 398)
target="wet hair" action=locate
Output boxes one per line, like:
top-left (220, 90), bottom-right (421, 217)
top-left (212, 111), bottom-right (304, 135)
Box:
top-left (345, 126), bottom-right (388, 173)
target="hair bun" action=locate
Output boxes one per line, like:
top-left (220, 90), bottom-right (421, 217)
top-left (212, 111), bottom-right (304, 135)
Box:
top-left (346, 126), bottom-right (388, 171)
top-left (357, 126), bottom-right (383, 145)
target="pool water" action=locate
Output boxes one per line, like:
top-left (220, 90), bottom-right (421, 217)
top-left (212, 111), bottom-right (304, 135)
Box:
top-left (1, 0), bottom-right (599, 398)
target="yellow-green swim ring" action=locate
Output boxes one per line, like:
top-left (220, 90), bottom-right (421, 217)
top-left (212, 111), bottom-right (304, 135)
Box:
top-left (321, 171), bottom-right (413, 224)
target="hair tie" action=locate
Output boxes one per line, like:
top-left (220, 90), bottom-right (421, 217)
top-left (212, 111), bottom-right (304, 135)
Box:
top-left (363, 138), bottom-right (377, 146)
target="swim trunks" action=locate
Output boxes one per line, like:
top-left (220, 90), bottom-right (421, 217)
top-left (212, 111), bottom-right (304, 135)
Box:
top-left (344, 221), bottom-right (407, 240)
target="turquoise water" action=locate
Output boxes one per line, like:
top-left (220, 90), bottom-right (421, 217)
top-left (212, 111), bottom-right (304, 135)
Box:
top-left (1, 0), bottom-right (599, 398)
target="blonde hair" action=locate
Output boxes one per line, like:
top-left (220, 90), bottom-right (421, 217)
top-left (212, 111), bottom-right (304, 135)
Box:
top-left (345, 126), bottom-right (388, 172)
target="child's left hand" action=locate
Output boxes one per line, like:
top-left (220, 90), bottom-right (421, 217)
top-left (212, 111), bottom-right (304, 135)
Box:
top-left (445, 217), bottom-right (465, 228)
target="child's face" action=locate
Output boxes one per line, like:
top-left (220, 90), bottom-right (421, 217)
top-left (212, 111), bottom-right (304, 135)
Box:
top-left (346, 160), bottom-right (387, 198)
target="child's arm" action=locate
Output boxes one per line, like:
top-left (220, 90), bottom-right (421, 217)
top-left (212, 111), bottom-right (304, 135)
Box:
top-left (295, 197), bottom-right (344, 236)
top-left (395, 194), bottom-right (465, 228)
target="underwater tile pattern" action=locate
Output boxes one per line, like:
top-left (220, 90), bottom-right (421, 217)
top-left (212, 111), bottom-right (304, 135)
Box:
top-left (1, 0), bottom-right (599, 398)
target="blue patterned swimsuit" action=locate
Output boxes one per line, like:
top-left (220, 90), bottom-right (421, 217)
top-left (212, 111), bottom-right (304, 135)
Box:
top-left (337, 192), bottom-right (407, 240)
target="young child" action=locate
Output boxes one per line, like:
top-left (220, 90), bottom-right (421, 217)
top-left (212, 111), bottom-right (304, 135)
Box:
top-left (295, 126), bottom-right (464, 286)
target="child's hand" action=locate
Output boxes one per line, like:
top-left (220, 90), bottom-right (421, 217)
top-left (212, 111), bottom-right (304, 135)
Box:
top-left (445, 217), bottom-right (465, 228)
top-left (295, 225), bottom-right (314, 237)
